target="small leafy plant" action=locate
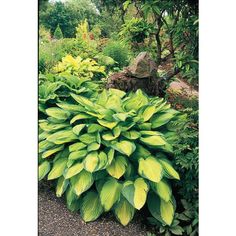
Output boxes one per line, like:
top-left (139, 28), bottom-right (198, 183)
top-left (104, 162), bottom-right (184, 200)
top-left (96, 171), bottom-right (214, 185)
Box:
top-left (53, 24), bottom-right (63, 40)
top-left (52, 55), bottom-right (106, 79)
top-left (39, 88), bottom-right (182, 226)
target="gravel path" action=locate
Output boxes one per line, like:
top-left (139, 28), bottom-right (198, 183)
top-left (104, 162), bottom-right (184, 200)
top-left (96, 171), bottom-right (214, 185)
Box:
top-left (39, 183), bottom-right (149, 236)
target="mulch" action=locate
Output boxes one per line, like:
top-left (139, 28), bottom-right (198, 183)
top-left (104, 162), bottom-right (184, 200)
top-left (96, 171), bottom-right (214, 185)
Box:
top-left (39, 182), bottom-right (149, 236)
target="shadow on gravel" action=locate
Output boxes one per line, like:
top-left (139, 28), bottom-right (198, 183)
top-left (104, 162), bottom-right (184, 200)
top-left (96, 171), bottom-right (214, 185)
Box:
top-left (39, 182), bottom-right (149, 236)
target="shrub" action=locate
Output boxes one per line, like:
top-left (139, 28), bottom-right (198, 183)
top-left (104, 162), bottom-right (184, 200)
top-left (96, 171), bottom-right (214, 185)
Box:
top-left (39, 38), bottom-right (98, 73)
top-left (102, 41), bottom-right (129, 68)
top-left (53, 24), bottom-right (63, 39)
top-left (39, 26), bottom-right (51, 43)
top-left (52, 55), bottom-right (106, 80)
top-left (39, 88), bottom-right (183, 226)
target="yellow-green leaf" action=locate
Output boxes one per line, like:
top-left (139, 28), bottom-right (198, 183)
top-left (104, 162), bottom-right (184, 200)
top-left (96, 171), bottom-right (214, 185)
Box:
top-left (97, 119), bottom-right (118, 129)
top-left (79, 133), bottom-right (97, 144)
top-left (69, 142), bottom-right (87, 152)
top-left (114, 198), bottom-right (135, 226)
top-left (100, 178), bottom-right (121, 211)
top-left (138, 157), bottom-right (163, 183)
top-left (159, 158), bottom-right (180, 180)
top-left (48, 158), bottom-right (67, 180)
top-left (38, 161), bottom-right (50, 180)
top-left (72, 124), bottom-right (86, 135)
top-left (160, 199), bottom-right (174, 225)
top-left (68, 150), bottom-right (87, 160)
top-left (140, 135), bottom-right (166, 147)
top-left (71, 170), bottom-right (94, 197)
top-left (56, 176), bottom-right (69, 197)
top-left (111, 140), bottom-right (136, 156)
top-left (46, 107), bottom-right (70, 121)
top-left (70, 113), bottom-right (91, 124)
top-left (151, 180), bottom-right (172, 202)
top-left (47, 130), bottom-right (78, 144)
top-left (151, 112), bottom-right (176, 128)
top-left (122, 178), bottom-right (149, 210)
top-left (64, 162), bottom-right (84, 179)
top-left (81, 191), bottom-right (103, 222)
top-left (83, 152), bottom-right (99, 173)
top-left (106, 155), bottom-right (127, 179)
top-left (42, 145), bottom-right (64, 158)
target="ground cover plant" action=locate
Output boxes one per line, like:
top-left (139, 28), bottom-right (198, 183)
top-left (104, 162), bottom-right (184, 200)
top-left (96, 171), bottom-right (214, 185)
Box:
top-left (39, 87), bottom-right (185, 226)
top-left (39, 0), bottom-right (198, 234)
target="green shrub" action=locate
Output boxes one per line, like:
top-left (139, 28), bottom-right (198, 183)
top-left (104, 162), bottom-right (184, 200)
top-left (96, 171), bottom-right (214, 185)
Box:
top-left (39, 25), bottom-right (51, 43)
top-left (39, 88), bottom-right (183, 226)
top-left (53, 24), bottom-right (63, 39)
top-left (39, 38), bottom-right (98, 73)
top-left (102, 41), bottom-right (129, 68)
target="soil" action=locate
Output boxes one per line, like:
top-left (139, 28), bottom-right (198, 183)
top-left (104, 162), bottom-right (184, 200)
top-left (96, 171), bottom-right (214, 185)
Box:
top-left (39, 182), bottom-right (149, 236)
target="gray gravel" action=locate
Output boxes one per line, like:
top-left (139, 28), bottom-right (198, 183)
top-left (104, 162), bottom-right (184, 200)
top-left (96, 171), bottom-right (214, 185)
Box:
top-left (39, 182), bottom-right (149, 236)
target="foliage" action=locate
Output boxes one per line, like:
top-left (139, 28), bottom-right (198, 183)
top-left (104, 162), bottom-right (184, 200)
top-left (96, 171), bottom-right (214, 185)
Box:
top-left (120, 18), bottom-right (155, 43)
top-left (39, 38), bottom-right (98, 73)
top-left (39, 25), bottom-right (51, 43)
top-left (40, 1), bottom-right (99, 38)
top-left (38, 88), bottom-right (184, 226)
top-left (102, 41), bottom-right (130, 68)
top-left (52, 55), bottom-right (106, 80)
top-left (53, 24), bottom-right (63, 39)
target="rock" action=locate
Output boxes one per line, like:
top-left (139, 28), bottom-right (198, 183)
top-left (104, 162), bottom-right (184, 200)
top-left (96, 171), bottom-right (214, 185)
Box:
top-left (126, 52), bottom-right (157, 78)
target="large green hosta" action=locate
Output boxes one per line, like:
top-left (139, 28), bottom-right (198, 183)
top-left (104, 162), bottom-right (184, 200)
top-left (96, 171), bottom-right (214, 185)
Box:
top-left (39, 88), bottom-right (182, 226)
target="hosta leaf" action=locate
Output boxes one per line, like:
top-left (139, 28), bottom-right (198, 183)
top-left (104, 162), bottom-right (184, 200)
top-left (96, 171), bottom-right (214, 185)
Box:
top-left (87, 124), bottom-right (106, 133)
top-left (100, 178), bottom-right (122, 211)
top-left (87, 142), bottom-right (100, 152)
top-left (114, 197), bottom-right (135, 226)
top-left (79, 133), bottom-right (97, 144)
top-left (151, 112), bottom-right (176, 128)
top-left (66, 187), bottom-right (80, 211)
top-left (72, 124), bottom-right (86, 135)
top-left (97, 151), bottom-right (108, 170)
top-left (42, 145), bottom-right (64, 158)
top-left (133, 144), bottom-right (151, 159)
top-left (105, 94), bottom-right (123, 112)
top-left (109, 88), bottom-right (126, 98)
top-left (138, 122), bottom-right (152, 130)
top-left (140, 105), bottom-right (156, 122)
top-left (48, 158), bottom-right (67, 180)
top-left (83, 151), bottom-right (99, 173)
top-left (140, 130), bottom-right (163, 136)
top-left (71, 93), bottom-right (99, 110)
top-left (56, 176), bottom-right (69, 197)
top-left (39, 122), bottom-right (69, 132)
top-left (38, 161), bottom-right (50, 180)
top-left (70, 113), bottom-right (91, 124)
top-left (56, 102), bottom-right (84, 113)
top-left (102, 132), bottom-right (117, 141)
top-left (124, 90), bottom-right (148, 111)
top-left (69, 142), bottom-right (87, 152)
top-left (158, 158), bottom-right (180, 180)
top-left (122, 130), bottom-right (140, 140)
top-left (68, 150), bottom-right (87, 160)
top-left (138, 157), bottom-right (163, 183)
top-left (81, 191), bottom-right (103, 222)
top-left (64, 162), bottom-right (84, 179)
top-left (47, 130), bottom-right (78, 144)
top-left (122, 178), bottom-right (149, 210)
top-left (151, 180), bottom-right (172, 202)
top-left (147, 192), bottom-right (162, 223)
top-left (160, 199), bottom-right (175, 225)
top-left (140, 135), bottom-right (166, 147)
top-left (113, 113), bottom-right (128, 121)
top-left (71, 170), bottom-right (94, 197)
top-left (97, 119), bottom-right (118, 129)
top-left (39, 140), bottom-right (55, 153)
top-left (46, 107), bottom-right (70, 121)
top-left (107, 148), bottom-right (115, 165)
top-left (106, 155), bottom-right (127, 179)
top-left (111, 140), bottom-right (136, 156)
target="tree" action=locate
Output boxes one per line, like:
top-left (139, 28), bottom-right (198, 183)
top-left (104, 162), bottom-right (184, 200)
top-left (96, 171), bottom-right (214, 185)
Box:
top-left (40, 0), bottom-right (99, 38)
top-left (53, 24), bottom-right (63, 39)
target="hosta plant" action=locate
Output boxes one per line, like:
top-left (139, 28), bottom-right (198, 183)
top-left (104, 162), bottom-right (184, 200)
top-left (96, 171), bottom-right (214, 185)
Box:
top-left (39, 88), bottom-right (182, 226)
top-left (52, 54), bottom-right (105, 80)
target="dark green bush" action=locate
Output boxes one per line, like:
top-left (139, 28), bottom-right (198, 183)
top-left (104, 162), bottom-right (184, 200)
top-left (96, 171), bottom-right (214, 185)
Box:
top-left (102, 41), bottom-right (129, 68)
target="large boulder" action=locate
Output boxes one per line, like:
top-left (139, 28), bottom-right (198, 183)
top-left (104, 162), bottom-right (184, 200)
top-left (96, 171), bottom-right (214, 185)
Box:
top-left (106, 52), bottom-right (167, 96)
top-left (126, 52), bottom-right (157, 78)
